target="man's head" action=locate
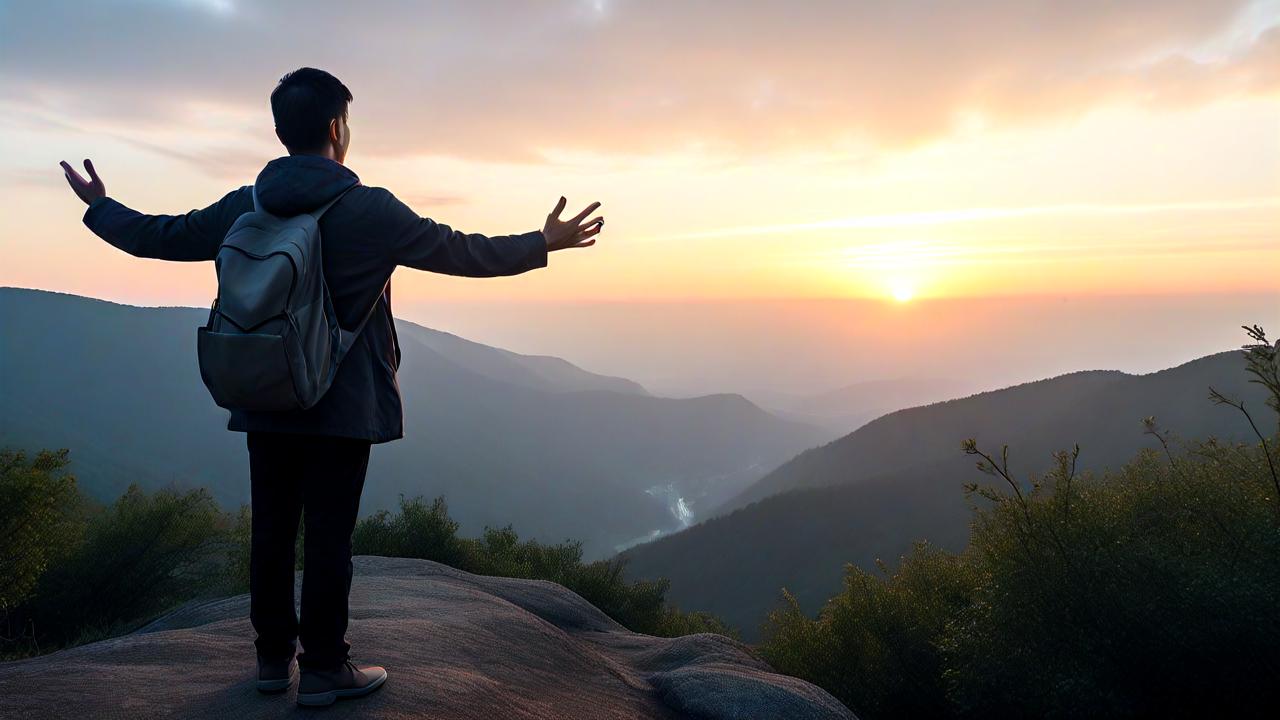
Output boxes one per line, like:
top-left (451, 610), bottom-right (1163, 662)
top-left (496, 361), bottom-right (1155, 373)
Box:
top-left (270, 68), bottom-right (353, 163)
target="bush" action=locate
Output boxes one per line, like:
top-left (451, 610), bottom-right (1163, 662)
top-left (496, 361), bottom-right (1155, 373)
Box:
top-left (1, 450), bottom-right (89, 654)
top-left (3, 467), bottom-right (727, 659)
top-left (762, 326), bottom-right (1280, 719)
top-left (224, 504), bottom-right (253, 595)
top-left (949, 438), bottom-right (1278, 718)
top-left (0, 450), bottom-right (85, 612)
top-left (353, 495), bottom-right (735, 638)
top-left (2, 469), bottom-right (234, 658)
top-left (763, 543), bottom-right (976, 718)
top-left (353, 496), bottom-right (468, 568)
top-left (764, 437), bottom-right (1280, 718)
top-left (27, 484), bottom-right (231, 649)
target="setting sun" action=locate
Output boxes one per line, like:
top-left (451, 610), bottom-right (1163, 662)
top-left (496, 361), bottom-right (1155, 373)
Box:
top-left (890, 282), bottom-right (915, 303)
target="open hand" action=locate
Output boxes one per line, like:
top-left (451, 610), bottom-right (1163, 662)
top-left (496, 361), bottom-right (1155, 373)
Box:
top-left (543, 197), bottom-right (603, 252)
top-left (59, 159), bottom-right (106, 206)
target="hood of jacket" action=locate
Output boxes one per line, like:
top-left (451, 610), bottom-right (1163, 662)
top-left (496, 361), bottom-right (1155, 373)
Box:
top-left (253, 154), bottom-right (360, 217)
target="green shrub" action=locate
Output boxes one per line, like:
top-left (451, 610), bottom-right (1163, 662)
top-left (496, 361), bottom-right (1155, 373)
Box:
top-left (1, 476), bottom-right (232, 658)
top-left (0, 450), bottom-right (89, 655)
top-left (0, 450), bottom-right (85, 613)
top-left (762, 326), bottom-right (1280, 718)
top-left (763, 438), bottom-right (1280, 719)
top-left (4, 465), bottom-right (729, 658)
top-left (948, 437), bottom-right (1278, 718)
top-left (358, 495), bottom-right (469, 568)
top-left (763, 543), bottom-right (976, 718)
top-left (352, 495), bottom-right (735, 638)
top-left (225, 504), bottom-right (253, 594)
top-left (29, 484), bottom-right (230, 648)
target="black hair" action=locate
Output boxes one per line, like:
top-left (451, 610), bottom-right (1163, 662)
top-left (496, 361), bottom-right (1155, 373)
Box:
top-left (270, 67), bottom-right (353, 153)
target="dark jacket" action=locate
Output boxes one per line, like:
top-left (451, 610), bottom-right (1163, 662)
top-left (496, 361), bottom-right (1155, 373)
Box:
top-left (83, 154), bottom-right (548, 443)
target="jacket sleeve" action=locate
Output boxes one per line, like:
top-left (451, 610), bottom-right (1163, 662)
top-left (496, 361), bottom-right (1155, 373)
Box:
top-left (82, 186), bottom-right (253, 262)
top-left (376, 187), bottom-right (548, 277)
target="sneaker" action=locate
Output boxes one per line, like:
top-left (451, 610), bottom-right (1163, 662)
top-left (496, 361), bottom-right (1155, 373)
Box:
top-left (256, 655), bottom-right (297, 693)
top-left (296, 659), bottom-right (388, 707)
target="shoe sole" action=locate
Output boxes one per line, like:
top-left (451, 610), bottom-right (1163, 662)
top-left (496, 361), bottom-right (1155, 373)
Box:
top-left (256, 677), bottom-right (292, 693)
top-left (296, 668), bottom-right (388, 707)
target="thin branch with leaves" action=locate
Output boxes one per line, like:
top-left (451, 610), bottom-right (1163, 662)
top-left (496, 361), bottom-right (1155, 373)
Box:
top-left (1207, 324), bottom-right (1280, 507)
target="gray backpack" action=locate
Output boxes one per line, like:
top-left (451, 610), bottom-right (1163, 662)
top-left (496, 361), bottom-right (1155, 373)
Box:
top-left (197, 184), bottom-right (378, 412)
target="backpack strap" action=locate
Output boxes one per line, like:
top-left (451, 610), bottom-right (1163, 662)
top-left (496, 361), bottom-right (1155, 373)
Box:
top-left (310, 183), bottom-right (358, 220)
top-left (335, 278), bottom-right (390, 363)
top-left (316, 182), bottom-right (370, 362)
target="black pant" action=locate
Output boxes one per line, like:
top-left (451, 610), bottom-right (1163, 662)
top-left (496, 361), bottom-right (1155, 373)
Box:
top-left (246, 431), bottom-right (371, 670)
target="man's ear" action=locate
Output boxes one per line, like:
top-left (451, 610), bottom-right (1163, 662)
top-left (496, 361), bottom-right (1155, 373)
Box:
top-left (329, 118), bottom-right (340, 144)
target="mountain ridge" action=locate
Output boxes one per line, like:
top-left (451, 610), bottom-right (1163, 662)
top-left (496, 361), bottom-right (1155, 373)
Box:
top-left (719, 354), bottom-right (1240, 513)
top-left (0, 287), bottom-right (823, 558)
top-left (622, 347), bottom-right (1268, 638)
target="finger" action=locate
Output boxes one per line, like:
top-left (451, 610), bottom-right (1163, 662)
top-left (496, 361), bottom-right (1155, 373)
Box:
top-left (578, 215), bottom-right (603, 230)
top-left (60, 160), bottom-right (87, 185)
top-left (576, 223), bottom-right (603, 239)
top-left (64, 173), bottom-right (80, 194)
top-left (549, 195), bottom-right (567, 220)
top-left (569, 238), bottom-right (597, 249)
top-left (84, 158), bottom-right (100, 183)
top-left (569, 201), bottom-right (602, 225)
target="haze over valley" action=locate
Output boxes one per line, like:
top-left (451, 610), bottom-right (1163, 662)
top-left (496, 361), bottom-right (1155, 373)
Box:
top-left (0, 287), bottom-right (823, 558)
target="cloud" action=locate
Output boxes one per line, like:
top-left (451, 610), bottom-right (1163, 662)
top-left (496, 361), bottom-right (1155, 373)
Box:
top-left (2, 101), bottom-right (269, 180)
top-left (2, 0), bottom-right (1276, 167)
top-left (650, 197), bottom-right (1280, 242)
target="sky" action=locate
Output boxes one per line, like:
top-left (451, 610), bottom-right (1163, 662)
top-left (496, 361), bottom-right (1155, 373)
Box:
top-left (1, 0), bottom-right (1277, 399)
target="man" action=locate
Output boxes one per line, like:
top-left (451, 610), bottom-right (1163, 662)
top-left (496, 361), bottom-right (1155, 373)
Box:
top-left (59, 67), bottom-right (603, 707)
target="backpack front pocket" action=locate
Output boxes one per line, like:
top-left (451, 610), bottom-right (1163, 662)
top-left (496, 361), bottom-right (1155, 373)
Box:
top-left (197, 326), bottom-right (304, 411)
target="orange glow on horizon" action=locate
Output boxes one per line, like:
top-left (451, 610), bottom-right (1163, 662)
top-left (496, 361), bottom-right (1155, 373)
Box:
top-left (2, 67), bottom-right (1276, 308)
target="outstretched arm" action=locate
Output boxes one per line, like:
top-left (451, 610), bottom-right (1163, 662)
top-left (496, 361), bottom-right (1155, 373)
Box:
top-left (382, 188), bottom-right (603, 276)
top-left (60, 158), bottom-right (251, 262)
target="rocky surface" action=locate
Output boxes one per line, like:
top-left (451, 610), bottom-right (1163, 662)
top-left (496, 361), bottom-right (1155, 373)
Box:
top-left (0, 556), bottom-right (855, 719)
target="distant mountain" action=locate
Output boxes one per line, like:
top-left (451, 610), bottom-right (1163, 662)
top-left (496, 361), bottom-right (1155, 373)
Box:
top-left (620, 350), bottom-right (1271, 638)
top-left (757, 377), bottom-right (979, 436)
top-left (395, 322), bottom-right (646, 396)
top-left (0, 288), bottom-right (822, 557)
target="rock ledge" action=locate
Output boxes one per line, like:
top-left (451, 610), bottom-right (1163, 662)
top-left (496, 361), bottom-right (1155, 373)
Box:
top-left (0, 556), bottom-right (855, 719)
